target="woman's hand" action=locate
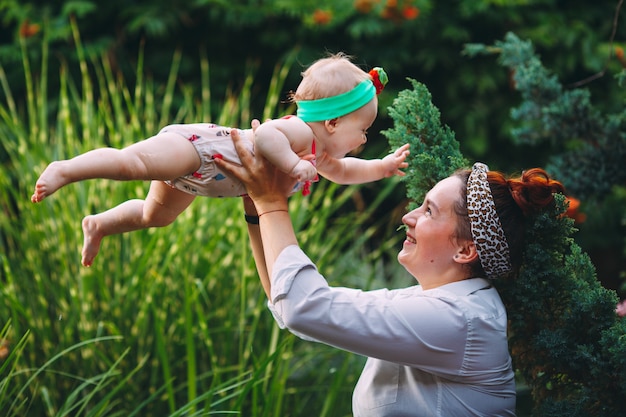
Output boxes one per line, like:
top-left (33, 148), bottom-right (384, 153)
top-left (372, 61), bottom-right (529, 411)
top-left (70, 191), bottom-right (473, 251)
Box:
top-left (216, 124), bottom-right (296, 212)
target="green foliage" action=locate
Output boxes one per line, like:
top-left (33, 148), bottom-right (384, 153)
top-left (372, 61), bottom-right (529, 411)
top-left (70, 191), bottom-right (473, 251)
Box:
top-left (2, 1), bottom-right (626, 413)
top-left (464, 32), bottom-right (626, 201)
top-left (382, 78), bottom-right (468, 205)
top-left (2, 0), bottom-right (623, 150)
top-left (496, 196), bottom-right (624, 416)
top-left (2, 0), bottom-right (623, 180)
top-left (465, 30), bottom-right (626, 300)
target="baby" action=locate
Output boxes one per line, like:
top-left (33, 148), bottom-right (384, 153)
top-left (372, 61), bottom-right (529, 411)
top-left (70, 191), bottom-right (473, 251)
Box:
top-left (32, 53), bottom-right (410, 266)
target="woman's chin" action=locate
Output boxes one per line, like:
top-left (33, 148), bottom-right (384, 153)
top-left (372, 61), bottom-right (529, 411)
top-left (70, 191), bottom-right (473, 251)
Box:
top-left (397, 249), bottom-right (408, 266)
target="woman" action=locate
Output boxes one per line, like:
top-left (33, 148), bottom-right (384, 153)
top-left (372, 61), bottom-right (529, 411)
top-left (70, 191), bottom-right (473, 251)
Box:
top-left (215, 126), bottom-right (565, 416)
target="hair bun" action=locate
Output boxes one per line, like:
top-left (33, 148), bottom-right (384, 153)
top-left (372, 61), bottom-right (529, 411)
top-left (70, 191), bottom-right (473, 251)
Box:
top-left (508, 168), bottom-right (565, 215)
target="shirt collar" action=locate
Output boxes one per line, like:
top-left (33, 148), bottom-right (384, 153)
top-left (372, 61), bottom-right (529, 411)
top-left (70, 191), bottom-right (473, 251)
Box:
top-left (434, 278), bottom-right (492, 297)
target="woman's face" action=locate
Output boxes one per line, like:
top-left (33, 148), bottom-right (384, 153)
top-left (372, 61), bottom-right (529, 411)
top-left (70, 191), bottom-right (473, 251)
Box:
top-left (398, 176), bottom-right (466, 283)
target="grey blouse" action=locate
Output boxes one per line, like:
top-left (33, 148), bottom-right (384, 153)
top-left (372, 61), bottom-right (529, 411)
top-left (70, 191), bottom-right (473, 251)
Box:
top-left (268, 245), bottom-right (516, 416)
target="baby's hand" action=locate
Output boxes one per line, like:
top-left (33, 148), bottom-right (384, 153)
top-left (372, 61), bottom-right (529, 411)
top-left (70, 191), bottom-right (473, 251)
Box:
top-left (289, 159), bottom-right (318, 182)
top-left (381, 144), bottom-right (410, 178)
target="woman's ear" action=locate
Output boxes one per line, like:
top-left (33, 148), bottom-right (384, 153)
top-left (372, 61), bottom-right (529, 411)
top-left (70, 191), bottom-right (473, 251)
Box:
top-left (454, 239), bottom-right (478, 264)
top-left (324, 118), bottom-right (339, 133)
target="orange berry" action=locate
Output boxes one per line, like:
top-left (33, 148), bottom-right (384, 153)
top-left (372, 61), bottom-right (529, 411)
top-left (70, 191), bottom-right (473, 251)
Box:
top-left (354, 0), bottom-right (378, 13)
top-left (19, 20), bottom-right (40, 38)
top-left (313, 9), bottom-right (333, 25)
top-left (402, 6), bottom-right (420, 20)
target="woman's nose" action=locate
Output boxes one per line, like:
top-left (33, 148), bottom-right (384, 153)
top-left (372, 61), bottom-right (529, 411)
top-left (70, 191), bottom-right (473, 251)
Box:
top-left (402, 209), bottom-right (416, 224)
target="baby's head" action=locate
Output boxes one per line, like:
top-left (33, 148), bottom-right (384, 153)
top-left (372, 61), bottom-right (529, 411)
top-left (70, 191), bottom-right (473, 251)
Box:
top-left (293, 53), bottom-right (371, 101)
top-left (292, 53), bottom-right (387, 123)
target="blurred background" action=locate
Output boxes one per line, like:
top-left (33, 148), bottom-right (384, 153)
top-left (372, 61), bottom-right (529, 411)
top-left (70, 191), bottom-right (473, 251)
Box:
top-left (3, 0), bottom-right (623, 289)
top-left (1, 1), bottom-right (625, 415)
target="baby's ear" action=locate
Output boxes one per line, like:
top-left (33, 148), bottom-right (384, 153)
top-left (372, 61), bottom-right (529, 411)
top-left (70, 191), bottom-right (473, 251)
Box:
top-left (324, 118), bottom-right (339, 132)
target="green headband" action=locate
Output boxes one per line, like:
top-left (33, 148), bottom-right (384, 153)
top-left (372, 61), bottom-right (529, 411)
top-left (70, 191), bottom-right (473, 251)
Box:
top-left (296, 80), bottom-right (375, 122)
top-left (295, 67), bottom-right (388, 122)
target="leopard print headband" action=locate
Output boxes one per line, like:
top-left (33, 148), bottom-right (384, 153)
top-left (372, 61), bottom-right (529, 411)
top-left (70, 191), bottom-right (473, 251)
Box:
top-left (466, 163), bottom-right (512, 278)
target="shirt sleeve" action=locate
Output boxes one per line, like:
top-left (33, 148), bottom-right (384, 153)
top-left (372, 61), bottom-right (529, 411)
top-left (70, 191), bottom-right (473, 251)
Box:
top-left (267, 245), bottom-right (469, 372)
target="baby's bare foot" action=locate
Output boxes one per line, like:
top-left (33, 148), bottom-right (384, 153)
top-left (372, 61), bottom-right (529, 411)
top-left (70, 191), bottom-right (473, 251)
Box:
top-left (31, 161), bottom-right (70, 203)
top-left (81, 215), bottom-right (103, 267)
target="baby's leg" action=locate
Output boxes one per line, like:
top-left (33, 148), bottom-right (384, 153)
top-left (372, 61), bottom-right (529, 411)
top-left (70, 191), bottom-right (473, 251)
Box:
top-left (81, 181), bottom-right (196, 266)
top-left (32, 132), bottom-right (201, 202)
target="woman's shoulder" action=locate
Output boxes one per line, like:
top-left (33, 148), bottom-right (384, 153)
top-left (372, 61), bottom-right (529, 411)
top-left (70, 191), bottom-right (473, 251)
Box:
top-left (428, 278), bottom-right (507, 320)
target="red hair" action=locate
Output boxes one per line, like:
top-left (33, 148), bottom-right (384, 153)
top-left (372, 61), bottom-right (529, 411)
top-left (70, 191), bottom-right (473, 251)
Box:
top-left (454, 167), bottom-right (565, 277)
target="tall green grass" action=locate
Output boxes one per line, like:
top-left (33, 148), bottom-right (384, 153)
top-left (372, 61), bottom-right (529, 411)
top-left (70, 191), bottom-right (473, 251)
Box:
top-left (0, 17), bottom-right (407, 416)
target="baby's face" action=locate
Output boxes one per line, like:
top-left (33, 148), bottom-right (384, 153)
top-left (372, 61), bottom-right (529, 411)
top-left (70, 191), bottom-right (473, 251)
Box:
top-left (324, 98), bottom-right (378, 158)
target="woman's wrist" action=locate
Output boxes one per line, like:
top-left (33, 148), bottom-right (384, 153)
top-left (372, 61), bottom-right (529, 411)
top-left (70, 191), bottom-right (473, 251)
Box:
top-left (258, 208), bottom-right (289, 217)
top-left (252, 197), bottom-right (289, 216)
top-left (242, 195), bottom-right (260, 224)
top-left (243, 195), bottom-right (289, 224)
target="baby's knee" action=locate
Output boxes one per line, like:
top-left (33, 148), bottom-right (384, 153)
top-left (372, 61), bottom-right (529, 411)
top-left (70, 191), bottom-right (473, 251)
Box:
top-left (145, 215), bottom-right (176, 227)
top-left (143, 210), bottom-right (178, 228)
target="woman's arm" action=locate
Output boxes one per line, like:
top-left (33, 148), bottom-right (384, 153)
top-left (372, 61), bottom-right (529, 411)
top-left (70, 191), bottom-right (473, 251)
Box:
top-left (217, 127), bottom-right (298, 292)
top-left (242, 195), bottom-right (272, 298)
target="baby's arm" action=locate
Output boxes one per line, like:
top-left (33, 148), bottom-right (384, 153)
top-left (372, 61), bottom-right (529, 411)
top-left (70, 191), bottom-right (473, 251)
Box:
top-left (254, 118), bottom-right (317, 182)
top-left (318, 144), bottom-right (410, 185)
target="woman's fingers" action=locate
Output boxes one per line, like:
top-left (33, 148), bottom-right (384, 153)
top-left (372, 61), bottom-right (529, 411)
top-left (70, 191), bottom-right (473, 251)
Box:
top-left (217, 129), bottom-right (252, 182)
top-left (217, 124), bottom-right (299, 200)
